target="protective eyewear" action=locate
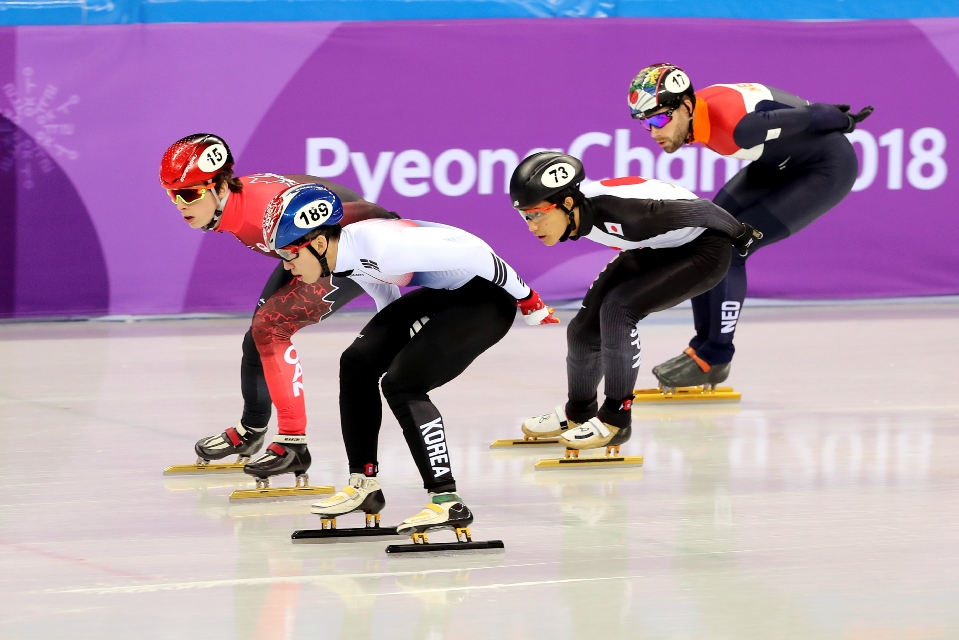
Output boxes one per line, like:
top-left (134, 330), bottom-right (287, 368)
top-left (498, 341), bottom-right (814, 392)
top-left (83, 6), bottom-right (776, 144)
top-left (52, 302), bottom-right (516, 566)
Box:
top-left (519, 202), bottom-right (557, 223)
top-left (276, 239), bottom-right (312, 262)
top-left (167, 182), bottom-right (212, 205)
top-left (637, 108), bottom-right (675, 131)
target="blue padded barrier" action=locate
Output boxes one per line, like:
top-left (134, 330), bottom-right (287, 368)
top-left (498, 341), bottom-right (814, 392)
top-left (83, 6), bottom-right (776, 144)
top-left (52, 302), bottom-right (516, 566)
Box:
top-left (2, 0), bottom-right (959, 29)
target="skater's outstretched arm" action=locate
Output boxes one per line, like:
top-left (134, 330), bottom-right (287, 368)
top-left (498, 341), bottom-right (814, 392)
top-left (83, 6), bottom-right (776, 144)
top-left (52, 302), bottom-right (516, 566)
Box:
top-left (733, 103), bottom-right (869, 149)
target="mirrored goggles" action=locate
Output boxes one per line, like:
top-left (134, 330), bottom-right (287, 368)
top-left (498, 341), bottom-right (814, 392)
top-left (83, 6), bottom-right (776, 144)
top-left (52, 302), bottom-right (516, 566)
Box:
top-left (518, 202), bottom-right (557, 223)
top-left (276, 239), bottom-right (312, 262)
top-left (167, 183), bottom-right (212, 205)
top-left (637, 108), bottom-right (675, 131)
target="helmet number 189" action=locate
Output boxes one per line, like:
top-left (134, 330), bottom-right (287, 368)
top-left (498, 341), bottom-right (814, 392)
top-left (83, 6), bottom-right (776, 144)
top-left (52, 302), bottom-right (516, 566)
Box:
top-left (296, 201), bottom-right (331, 228)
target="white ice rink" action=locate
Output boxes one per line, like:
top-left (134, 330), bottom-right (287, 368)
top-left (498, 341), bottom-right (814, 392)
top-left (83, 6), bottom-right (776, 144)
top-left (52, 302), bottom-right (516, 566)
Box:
top-left (2, 301), bottom-right (958, 639)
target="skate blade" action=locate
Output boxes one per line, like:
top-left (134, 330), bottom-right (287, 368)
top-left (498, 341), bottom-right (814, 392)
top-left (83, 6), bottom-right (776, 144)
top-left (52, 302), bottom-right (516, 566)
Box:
top-left (291, 527), bottom-right (407, 544)
top-left (633, 387), bottom-right (740, 403)
top-left (163, 462), bottom-right (247, 475)
top-left (489, 438), bottom-right (562, 448)
top-left (535, 455), bottom-right (644, 470)
top-left (386, 540), bottom-right (505, 554)
top-left (228, 485), bottom-right (335, 502)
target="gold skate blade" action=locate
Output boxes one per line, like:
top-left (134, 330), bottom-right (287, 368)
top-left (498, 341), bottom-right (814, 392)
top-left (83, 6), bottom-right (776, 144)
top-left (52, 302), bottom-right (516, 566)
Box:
top-left (229, 485), bottom-right (335, 502)
top-left (633, 387), bottom-right (740, 403)
top-left (535, 455), bottom-right (644, 470)
top-left (163, 462), bottom-right (247, 475)
top-left (489, 438), bottom-right (562, 448)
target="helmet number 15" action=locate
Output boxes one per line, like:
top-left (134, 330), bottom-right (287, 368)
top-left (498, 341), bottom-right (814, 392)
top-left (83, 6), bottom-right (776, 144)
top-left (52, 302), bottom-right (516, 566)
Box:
top-left (205, 147), bottom-right (223, 165)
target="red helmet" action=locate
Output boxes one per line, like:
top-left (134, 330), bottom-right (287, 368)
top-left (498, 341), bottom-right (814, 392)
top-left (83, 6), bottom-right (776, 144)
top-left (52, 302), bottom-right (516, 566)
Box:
top-left (159, 134), bottom-right (234, 189)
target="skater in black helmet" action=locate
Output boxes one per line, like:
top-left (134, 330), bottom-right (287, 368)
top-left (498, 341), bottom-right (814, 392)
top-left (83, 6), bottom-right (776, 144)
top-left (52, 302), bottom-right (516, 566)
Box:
top-left (512, 152), bottom-right (759, 450)
top-left (627, 63), bottom-right (873, 389)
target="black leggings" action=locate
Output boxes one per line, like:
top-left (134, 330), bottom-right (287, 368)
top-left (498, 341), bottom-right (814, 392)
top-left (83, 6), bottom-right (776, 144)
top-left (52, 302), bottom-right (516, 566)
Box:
top-left (566, 232), bottom-right (731, 428)
top-left (690, 133), bottom-right (858, 364)
top-left (339, 277), bottom-right (516, 493)
top-left (239, 262), bottom-right (365, 429)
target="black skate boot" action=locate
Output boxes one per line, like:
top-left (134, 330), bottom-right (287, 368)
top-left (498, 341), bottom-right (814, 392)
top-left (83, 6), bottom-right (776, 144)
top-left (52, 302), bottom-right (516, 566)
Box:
top-left (194, 421), bottom-right (266, 465)
top-left (653, 347), bottom-right (731, 393)
top-left (243, 435), bottom-right (312, 489)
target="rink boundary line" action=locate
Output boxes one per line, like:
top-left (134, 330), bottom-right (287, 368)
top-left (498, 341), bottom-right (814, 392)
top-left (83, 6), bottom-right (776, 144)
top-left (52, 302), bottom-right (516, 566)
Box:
top-left (48, 561), bottom-right (554, 595)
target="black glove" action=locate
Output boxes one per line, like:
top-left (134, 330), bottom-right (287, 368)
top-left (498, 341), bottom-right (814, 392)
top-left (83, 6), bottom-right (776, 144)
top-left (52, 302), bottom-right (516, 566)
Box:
top-left (833, 104), bottom-right (875, 133)
top-left (731, 222), bottom-right (763, 257)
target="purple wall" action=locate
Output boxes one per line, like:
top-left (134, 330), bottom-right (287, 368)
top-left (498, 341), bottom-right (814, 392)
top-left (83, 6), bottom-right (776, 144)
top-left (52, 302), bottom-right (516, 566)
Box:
top-left (1, 19), bottom-right (957, 318)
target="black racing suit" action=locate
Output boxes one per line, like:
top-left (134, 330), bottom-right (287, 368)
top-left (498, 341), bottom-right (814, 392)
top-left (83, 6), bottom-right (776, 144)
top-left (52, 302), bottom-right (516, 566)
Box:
top-left (566, 177), bottom-right (745, 428)
top-left (686, 84), bottom-right (860, 365)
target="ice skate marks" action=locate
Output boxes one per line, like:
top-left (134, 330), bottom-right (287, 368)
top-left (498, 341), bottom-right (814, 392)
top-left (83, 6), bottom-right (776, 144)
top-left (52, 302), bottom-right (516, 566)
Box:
top-left (633, 386), bottom-right (740, 402)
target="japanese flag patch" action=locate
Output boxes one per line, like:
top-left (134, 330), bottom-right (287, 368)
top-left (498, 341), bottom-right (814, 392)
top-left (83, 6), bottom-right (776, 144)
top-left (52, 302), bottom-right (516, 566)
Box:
top-left (604, 222), bottom-right (624, 236)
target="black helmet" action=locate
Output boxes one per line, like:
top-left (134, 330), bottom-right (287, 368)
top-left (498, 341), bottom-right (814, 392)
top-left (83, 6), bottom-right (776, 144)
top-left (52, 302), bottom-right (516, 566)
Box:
top-left (628, 63), bottom-right (695, 119)
top-left (509, 152), bottom-right (586, 210)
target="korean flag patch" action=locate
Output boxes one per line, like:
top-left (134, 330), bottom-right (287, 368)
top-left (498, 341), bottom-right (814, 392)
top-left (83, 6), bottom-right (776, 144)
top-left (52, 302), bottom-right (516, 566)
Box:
top-left (604, 222), bottom-right (624, 236)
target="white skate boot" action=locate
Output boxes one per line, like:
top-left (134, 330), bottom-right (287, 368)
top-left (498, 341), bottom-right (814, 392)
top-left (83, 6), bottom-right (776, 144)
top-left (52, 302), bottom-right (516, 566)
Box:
top-left (560, 418), bottom-right (632, 457)
top-left (311, 474), bottom-right (386, 529)
top-left (396, 492), bottom-right (475, 543)
top-left (521, 405), bottom-right (570, 440)
top-left (385, 493), bottom-right (505, 553)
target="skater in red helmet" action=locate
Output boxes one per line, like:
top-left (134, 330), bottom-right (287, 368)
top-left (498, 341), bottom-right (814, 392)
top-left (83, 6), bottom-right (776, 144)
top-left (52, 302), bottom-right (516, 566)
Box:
top-left (628, 64), bottom-right (872, 390)
top-left (160, 133), bottom-right (397, 488)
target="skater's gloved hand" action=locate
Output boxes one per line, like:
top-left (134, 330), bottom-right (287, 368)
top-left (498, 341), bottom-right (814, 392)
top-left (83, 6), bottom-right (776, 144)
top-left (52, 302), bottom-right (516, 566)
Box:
top-left (518, 290), bottom-right (560, 326)
top-left (732, 222), bottom-right (763, 257)
top-left (832, 104), bottom-right (875, 133)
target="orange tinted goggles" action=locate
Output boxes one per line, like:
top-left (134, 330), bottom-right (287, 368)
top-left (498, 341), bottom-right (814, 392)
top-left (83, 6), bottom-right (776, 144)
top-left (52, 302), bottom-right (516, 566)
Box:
top-left (518, 202), bottom-right (557, 222)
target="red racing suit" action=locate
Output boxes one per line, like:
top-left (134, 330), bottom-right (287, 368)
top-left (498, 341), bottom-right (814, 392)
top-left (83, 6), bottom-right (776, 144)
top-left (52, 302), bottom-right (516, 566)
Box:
top-left (216, 173), bottom-right (395, 436)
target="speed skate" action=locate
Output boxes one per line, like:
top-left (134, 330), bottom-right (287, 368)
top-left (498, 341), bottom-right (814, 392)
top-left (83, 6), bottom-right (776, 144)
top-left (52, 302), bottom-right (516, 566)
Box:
top-left (385, 500), bottom-right (505, 555)
top-left (511, 409), bottom-right (644, 470)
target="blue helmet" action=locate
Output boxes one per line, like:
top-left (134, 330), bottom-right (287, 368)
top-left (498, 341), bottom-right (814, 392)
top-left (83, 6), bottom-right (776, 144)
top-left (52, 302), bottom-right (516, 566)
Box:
top-left (263, 183), bottom-right (344, 252)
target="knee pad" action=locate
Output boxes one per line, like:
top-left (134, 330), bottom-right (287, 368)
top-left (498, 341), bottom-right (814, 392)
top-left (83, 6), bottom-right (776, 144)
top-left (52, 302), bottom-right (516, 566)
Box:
top-left (381, 376), bottom-right (429, 409)
top-left (242, 329), bottom-right (260, 364)
top-left (250, 307), bottom-right (277, 348)
top-left (340, 346), bottom-right (379, 386)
